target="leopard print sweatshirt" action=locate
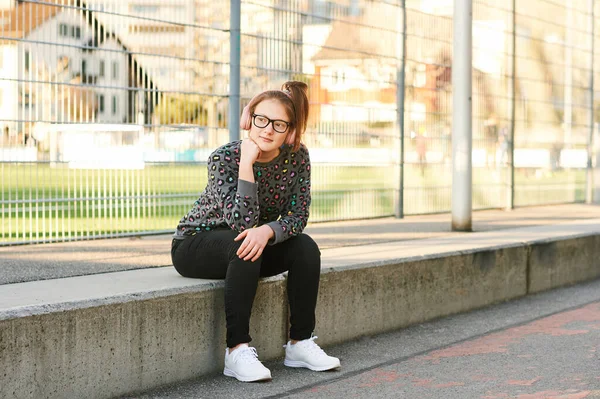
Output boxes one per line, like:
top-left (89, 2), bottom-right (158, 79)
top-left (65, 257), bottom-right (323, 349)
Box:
top-left (174, 140), bottom-right (311, 245)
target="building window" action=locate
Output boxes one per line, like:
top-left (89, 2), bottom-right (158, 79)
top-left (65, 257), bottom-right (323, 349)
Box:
top-left (82, 59), bottom-right (87, 76)
top-left (24, 51), bottom-right (30, 71)
top-left (130, 5), bottom-right (159, 13)
top-left (415, 63), bottom-right (427, 88)
top-left (98, 95), bottom-right (105, 113)
top-left (112, 96), bottom-right (117, 115)
top-left (74, 26), bottom-right (81, 39)
top-left (128, 24), bottom-right (184, 33)
top-left (57, 55), bottom-right (70, 72)
top-left (112, 61), bottom-right (118, 80)
top-left (99, 60), bottom-right (105, 77)
top-left (59, 23), bottom-right (68, 36)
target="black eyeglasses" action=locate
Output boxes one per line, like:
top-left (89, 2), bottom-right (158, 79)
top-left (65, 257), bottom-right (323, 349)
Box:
top-left (252, 114), bottom-right (290, 134)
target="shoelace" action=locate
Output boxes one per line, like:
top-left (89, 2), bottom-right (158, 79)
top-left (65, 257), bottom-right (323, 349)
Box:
top-left (286, 336), bottom-right (328, 357)
top-left (233, 346), bottom-right (261, 364)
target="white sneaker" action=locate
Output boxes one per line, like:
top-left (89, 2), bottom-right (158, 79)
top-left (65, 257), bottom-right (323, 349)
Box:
top-left (223, 344), bottom-right (272, 382)
top-left (284, 336), bottom-right (341, 371)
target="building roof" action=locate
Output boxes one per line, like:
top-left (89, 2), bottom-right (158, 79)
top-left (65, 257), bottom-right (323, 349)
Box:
top-left (311, 16), bottom-right (388, 62)
top-left (1, 1), bottom-right (60, 39)
top-left (1, 0), bottom-right (158, 92)
top-left (0, 0), bottom-right (126, 50)
top-left (311, 6), bottom-right (452, 63)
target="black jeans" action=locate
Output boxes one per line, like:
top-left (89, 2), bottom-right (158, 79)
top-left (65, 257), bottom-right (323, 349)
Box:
top-left (171, 229), bottom-right (321, 348)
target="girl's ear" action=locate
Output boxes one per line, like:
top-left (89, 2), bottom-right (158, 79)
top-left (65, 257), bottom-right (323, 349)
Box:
top-left (284, 129), bottom-right (296, 145)
top-left (240, 105), bottom-right (252, 130)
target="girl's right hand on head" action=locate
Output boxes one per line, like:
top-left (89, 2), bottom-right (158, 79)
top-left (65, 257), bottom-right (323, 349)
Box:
top-left (241, 138), bottom-right (261, 165)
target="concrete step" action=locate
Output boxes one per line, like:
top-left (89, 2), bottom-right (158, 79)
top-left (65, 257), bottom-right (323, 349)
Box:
top-left (124, 278), bottom-right (600, 399)
top-left (1, 219), bottom-right (599, 399)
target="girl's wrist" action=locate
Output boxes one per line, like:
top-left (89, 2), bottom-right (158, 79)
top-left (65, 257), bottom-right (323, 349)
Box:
top-left (239, 156), bottom-right (255, 167)
top-left (238, 160), bottom-right (255, 183)
top-left (262, 225), bottom-right (275, 238)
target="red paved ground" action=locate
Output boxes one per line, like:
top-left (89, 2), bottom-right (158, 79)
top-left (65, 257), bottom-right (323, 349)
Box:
top-left (292, 302), bottom-right (600, 398)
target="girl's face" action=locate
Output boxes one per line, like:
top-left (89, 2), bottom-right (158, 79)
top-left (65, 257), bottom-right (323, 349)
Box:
top-left (249, 99), bottom-right (292, 160)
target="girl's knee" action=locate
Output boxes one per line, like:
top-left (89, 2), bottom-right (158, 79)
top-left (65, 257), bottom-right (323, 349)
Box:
top-left (296, 234), bottom-right (320, 254)
top-left (291, 234), bottom-right (321, 265)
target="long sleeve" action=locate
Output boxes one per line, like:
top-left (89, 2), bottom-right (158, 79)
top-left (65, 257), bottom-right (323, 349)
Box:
top-left (266, 146), bottom-right (311, 244)
top-left (207, 151), bottom-right (260, 232)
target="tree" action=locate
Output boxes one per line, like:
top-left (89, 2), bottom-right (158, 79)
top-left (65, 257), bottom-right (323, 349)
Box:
top-left (155, 95), bottom-right (208, 125)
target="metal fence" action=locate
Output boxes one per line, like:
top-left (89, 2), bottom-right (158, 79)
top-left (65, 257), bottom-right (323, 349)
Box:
top-left (1, 0), bottom-right (598, 245)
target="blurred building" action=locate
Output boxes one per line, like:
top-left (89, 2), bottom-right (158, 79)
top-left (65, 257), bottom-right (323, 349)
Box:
top-left (1, 0), bottom-right (596, 148)
top-left (87, 0), bottom-right (196, 94)
top-left (0, 0), bottom-right (157, 144)
top-left (308, 0), bottom-right (595, 146)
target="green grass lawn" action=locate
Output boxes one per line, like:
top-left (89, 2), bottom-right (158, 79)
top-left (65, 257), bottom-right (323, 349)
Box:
top-left (1, 162), bottom-right (586, 243)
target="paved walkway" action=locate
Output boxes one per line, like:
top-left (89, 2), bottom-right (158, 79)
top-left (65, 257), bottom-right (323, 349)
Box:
top-left (2, 204), bottom-right (600, 285)
top-left (289, 301), bottom-right (600, 399)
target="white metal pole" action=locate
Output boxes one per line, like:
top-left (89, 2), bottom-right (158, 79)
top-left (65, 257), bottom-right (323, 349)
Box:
top-left (507, 0), bottom-right (516, 210)
top-left (452, 0), bottom-right (473, 231)
top-left (229, 0), bottom-right (241, 143)
top-left (586, 0), bottom-right (594, 204)
top-left (564, 3), bottom-right (573, 147)
top-left (396, 0), bottom-right (407, 218)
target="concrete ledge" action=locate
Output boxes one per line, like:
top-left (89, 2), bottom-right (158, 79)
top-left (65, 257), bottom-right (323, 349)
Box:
top-left (528, 234), bottom-right (600, 293)
top-left (315, 245), bottom-right (528, 346)
top-left (1, 219), bottom-right (599, 399)
top-left (1, 277), bottom-right (287, 399)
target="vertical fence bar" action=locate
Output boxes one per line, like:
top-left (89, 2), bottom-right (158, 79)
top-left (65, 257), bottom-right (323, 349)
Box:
top-left (564, 2), bottom-right (573, 148)
top-left (587, 0), bottom-right (595, 204)
top-left (229, 0), bottom-right (241, 143)
top-left (452, 0), bottom-right (472, 231)
top-left (396, 0), bottom-right (407, 218)
top-left (1, 163), bottom-right (4, 241)
top-left (507, 0), bottom-right (516, 210)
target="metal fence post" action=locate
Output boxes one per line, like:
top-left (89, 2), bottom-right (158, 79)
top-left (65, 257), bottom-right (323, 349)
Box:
top-left (586, 0), bottom-right (595, 204)
top-left (229, 0), bottom-right (241, 143)
top-left (396, 0), bottom-right (407, 219)
top-left (564, 3), bottom-right (574, 147)
top-left (507, 0), bottom-right (516, 210)
top-left (452, 0), bottom-right (472, 231)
